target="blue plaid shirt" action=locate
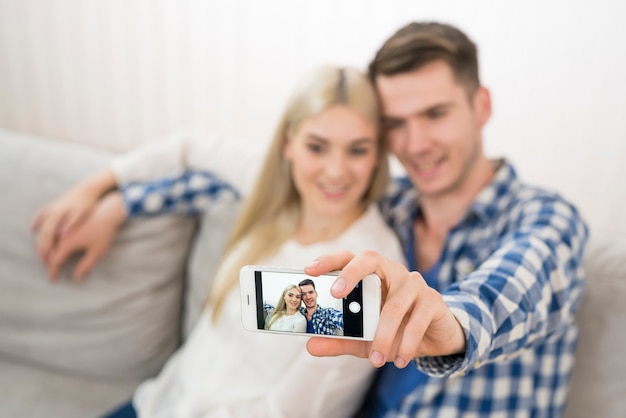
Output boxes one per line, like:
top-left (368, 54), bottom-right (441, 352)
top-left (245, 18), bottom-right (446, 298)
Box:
top-left (118, 160), bottom-right (588, 417)
top-left (299, 305), bottom-right (344, 335)
top-left (120, 170), bottom-right (238, 216)
top-left (372, 160), bottom-right (588, 417)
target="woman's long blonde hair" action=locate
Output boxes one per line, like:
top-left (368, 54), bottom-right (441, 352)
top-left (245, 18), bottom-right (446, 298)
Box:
top-left (265, 284), bottom-right (301, 330)
top-left (210, 65), bottom-right (389, 319)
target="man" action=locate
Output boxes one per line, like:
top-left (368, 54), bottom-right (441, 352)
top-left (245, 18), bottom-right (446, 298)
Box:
top-left (298, 278), bottom-right (343, 335)
top-left (305, 22), bottom-right (588, 416)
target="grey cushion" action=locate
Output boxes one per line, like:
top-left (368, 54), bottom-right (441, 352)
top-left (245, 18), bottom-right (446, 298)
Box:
top-left (565, 233), bottom-right (626, 417)
top-left (0, 357), bottom-right (137, 418)
top-left (0, 130), bottom-right (196, 415)
top-left (182, 197), bottom-right (241, 337)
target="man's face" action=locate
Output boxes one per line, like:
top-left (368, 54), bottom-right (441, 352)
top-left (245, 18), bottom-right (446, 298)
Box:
top-left (376, 60), bottom-right (491, 199)
top-left (300, 284), bottom-right (318, 308)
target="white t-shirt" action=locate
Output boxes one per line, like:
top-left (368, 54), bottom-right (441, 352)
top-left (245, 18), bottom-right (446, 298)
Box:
top-left (267, 312), bottom-right (306, 333)
top-left (133, 205), bottom-right (404, 418)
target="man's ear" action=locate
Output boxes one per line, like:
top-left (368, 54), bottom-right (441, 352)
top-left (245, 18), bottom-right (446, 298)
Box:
top-left (474, 86), bottom-right (492, 127)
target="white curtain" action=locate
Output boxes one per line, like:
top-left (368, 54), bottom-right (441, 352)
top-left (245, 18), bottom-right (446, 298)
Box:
top-left (1, 0), bottom-right (625, 234)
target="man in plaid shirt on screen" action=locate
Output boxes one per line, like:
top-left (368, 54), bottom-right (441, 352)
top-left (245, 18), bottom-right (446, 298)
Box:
top-left (298, 278), bottom-right (344, 335)
top-left (306, 22), bottom-right (588, 417)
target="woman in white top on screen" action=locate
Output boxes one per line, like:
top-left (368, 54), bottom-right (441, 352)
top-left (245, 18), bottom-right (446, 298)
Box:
top-left (265, 284), bottom-right (306, 333)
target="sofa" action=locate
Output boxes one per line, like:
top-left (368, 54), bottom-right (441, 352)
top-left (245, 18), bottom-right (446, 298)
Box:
top-left (0, 129), bottom-right (240, 417)
top-left (1, 128), bottom-right (625, 417)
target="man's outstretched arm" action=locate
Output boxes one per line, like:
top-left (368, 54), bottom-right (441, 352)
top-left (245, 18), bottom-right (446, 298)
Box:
top-left (305, 197), bottom-right (587, 375)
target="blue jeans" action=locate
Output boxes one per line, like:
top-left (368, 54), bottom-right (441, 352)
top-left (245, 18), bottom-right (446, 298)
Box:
top-left (101, 401), bottom-right (136, 418)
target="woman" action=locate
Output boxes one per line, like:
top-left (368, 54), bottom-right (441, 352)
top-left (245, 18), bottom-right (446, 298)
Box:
top-left (34, 65), bottom-right (404, 417)
top-left (265, 284), bottom-right (306, 332)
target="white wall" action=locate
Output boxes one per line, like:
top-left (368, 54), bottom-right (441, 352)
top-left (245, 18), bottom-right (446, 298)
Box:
top-left (0, 0), bottom-right (625, 235)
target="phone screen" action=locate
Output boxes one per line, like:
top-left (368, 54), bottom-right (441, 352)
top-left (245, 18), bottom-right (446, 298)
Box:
top-left (253, 270), bottom-right (364, 338)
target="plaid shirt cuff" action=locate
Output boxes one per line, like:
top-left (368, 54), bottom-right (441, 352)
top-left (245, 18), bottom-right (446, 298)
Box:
top-left (120, 170), bottom-right (239, 217)
top-left (414, 293), bottom-right (495, 378)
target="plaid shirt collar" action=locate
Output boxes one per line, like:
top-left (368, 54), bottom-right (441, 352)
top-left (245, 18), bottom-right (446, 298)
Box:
top-left (382, 159), bottom-right (518, 249)
top-left (467, 159), bottom-right (518, 225)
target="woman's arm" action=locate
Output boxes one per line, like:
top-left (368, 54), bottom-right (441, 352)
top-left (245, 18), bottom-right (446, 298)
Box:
top-left (111, 129), bottom-right (264, 198)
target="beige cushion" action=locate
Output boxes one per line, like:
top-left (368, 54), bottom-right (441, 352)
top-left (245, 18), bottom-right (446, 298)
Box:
top-left (0, 130), bottom-right (196, 414)
top-left (0, 357), bottom-right (137, 418)
top-left (565, 233), bottom-right (626, 417)
top-left (182, 197), bottom-right (241, 337)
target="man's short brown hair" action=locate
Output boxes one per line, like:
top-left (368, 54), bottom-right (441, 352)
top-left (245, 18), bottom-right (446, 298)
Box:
top-left (368, 22), bottom-right (480, 93)
top-left (298, 278), bottom-right (316, 289)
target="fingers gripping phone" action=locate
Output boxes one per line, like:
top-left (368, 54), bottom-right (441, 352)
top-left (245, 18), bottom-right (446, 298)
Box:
top-left (240, 265), bottom-right (381, 340)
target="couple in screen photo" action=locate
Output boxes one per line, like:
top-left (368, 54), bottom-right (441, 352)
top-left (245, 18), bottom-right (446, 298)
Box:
top-left (263, 278), bottom-right (344, 335)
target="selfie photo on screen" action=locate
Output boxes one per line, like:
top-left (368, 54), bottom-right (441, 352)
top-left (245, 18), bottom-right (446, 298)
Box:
top-left (256, 271), bottom-right (346, 336)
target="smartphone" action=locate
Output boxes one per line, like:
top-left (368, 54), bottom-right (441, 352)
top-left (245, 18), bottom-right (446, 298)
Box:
top-left (240, 265), bottom-right (381, 340)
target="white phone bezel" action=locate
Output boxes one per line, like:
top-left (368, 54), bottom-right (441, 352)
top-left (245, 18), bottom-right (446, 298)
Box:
top-left (239, 265), bottom-right (381, 340)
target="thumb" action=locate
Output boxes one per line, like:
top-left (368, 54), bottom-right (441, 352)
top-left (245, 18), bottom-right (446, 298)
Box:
top-left (306, 337), bottom-right (371, 360)
top-left (304, 251), bottom-right (355, 298)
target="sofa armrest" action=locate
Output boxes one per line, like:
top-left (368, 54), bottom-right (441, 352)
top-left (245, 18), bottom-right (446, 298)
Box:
top-left (565, 233), bottom-right (626, 417)
top-left (0, 129), bottom-right (196, 416)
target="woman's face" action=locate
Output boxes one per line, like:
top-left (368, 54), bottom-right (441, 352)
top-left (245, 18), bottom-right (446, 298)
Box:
top-left (283, 287), bottom-right (302, 312)
top-left (283, 105), bottom-right (379, 220)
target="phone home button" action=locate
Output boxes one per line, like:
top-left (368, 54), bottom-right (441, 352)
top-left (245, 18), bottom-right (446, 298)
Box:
top-left (348, 301), bottom-right (361, 314)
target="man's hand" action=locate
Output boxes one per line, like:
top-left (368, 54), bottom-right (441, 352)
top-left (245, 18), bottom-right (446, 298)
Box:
top-left (304, 250), bottom-right (466, 368)
top-left (33, 189), bottom-right (99, 264)
top-left (32, 169), bottom-right (117, 264)
top-left (45, 191), bottom-right (126, 281)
